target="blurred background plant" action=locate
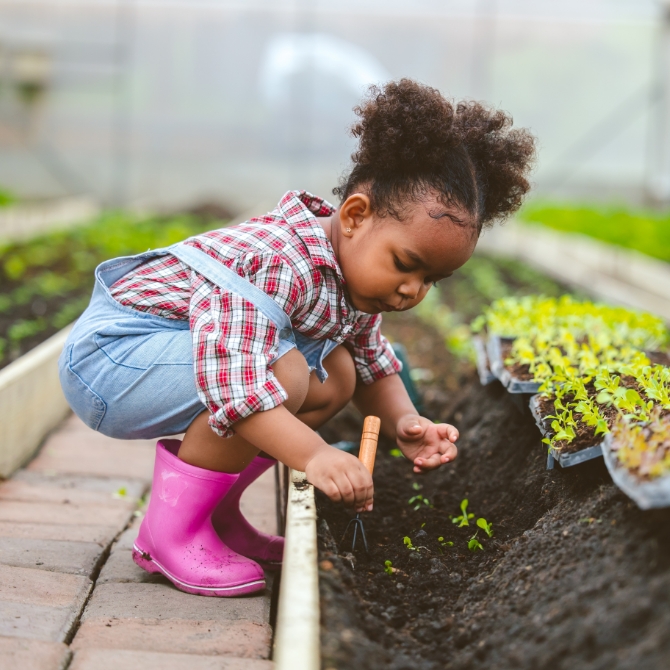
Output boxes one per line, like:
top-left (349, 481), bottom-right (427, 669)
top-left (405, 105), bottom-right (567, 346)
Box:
top-left (0, 211), bottom-right (218, 367)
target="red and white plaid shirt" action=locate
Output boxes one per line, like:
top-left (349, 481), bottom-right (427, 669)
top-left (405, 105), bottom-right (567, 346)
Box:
top-left (110, 191), bottom-right (401, 437)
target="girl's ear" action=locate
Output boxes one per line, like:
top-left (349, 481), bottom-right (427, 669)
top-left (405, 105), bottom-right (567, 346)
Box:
top-left (339, 193), bottom-right (372, 238)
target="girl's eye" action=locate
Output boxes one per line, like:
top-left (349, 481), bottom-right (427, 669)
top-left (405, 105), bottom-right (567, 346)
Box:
top-left (394, 257), bottom-right (411, 273)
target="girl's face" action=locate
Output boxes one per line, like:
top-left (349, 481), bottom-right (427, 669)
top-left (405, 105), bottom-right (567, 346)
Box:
top-left (331, 193), bottom-right (478, 315)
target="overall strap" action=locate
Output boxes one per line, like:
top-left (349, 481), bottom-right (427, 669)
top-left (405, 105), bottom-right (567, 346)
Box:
top-left (171, 243), bottom-right (295, 342)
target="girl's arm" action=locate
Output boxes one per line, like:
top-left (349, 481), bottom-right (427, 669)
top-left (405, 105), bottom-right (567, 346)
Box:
top-left (234, 405), bottom-right (374, 511)
top-left (352, 371), bottom-right (417, 440)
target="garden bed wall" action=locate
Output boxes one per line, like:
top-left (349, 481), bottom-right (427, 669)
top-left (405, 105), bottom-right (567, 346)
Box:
top-left (274, 468), bottom-right (320, 670)
top-left (0, 324), bottom-right (72, 477)
top-left (477, 220), bottom-right (670, 321)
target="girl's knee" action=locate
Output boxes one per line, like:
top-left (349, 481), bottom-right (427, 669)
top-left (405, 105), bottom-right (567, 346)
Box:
top-left (271, 348), bottom-right (310, 414)
top-left (324, 346), bottom-right (356, 406)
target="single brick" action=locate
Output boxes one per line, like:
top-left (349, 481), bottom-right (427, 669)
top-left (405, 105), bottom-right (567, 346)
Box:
top-left (84, 584), bottom-right (270, 623)
top-left (96, 549), bottom-right (166, 585)
top-left (0, 479), bottom-right (138, 510)
top-left (28, 416), bottom-right (155, 481)
top-left (13, 470), bottom-right (147, 499)
top-left (70, 648), bottom-right (274, 670)
top-left (0, 601), bottom-right (84, 643)
top-left (72, 619), bottom-right (272, 659)
top-left (0, 566), bottom-right (91, 642)
top-left (0, 537), bottom-right (105, 577)
top-left (0, 500), bottom-right (132, 527)
top-left (81, 582), bottom-right (270, 623)
top-left (0, 635), bottom-right (71, 670)
top-left (0, 521), bottom-right (117, 546)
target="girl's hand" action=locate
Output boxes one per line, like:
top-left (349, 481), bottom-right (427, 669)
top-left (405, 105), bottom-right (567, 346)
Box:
top-left (396, 414), bottom-right (458, 473)
top-left (304, 446), bottom-right (374, 512)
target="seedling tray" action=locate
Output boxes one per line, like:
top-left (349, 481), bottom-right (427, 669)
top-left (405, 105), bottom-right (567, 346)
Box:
top-left (602, 433), bottom-right (670, 510)
top-left (473, 335), bottom-right (497, 386)
top-left (529, 394), bottom-right (603, 470)
top-left (486, 335), bottom-right (540, 394)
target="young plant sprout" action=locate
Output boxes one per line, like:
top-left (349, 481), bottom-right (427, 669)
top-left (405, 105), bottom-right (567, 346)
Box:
top-left (451, 499), bottom-right (475, 527)
top-left (384, 560), bottom-right (394, 575)
top-left (408, 494), bottom-right (432, 511)
top-left (476, 518), bottom-right (494, 537)
top-left (438, 536), bottom-right (454, 547)
top-left (389, 448), bottom-right (403, 458)
top-left (403, 536), bottom-right (417, 551)
top-left (468, 534), bottom-right (484, 552)
top-left (475, 294), bottom-right (670, 472)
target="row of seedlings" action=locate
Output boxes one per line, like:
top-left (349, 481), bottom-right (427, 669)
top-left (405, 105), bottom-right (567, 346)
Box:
top-left (471, 295), bottom-right (670, 509)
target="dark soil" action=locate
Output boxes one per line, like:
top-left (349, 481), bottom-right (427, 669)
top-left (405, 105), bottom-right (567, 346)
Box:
top-left (500, 339), bottom-right (535, 382)
top-left (317, 312), bottom-right (670, 670)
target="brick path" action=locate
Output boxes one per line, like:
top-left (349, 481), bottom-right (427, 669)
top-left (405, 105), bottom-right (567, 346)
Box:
top-left (0, 414), bottom-right (276, 669)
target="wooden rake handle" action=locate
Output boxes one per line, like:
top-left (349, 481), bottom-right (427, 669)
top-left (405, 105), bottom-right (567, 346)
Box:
top-left (359, 416), bottom-right (381, 475)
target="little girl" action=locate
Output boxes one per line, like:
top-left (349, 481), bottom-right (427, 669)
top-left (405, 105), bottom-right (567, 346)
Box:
top-left (59, 79), bottom-right (535, 597)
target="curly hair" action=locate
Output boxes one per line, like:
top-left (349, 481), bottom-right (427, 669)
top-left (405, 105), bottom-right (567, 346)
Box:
top-left (333, 79), bottom-right (536, 230)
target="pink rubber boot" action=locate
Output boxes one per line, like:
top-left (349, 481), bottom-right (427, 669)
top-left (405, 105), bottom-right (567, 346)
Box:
top-left (132, 439), bottom-right (266, 597)
top-left (211, 455), bottom-right (285, 571)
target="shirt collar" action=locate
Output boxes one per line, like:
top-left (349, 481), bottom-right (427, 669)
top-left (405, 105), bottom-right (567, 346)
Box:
top-left (277, 190), bottom-right (342, 277)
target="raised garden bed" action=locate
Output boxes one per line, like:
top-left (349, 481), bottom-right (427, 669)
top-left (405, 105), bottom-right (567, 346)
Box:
top-left (315, 309), bottom-right (670, 669)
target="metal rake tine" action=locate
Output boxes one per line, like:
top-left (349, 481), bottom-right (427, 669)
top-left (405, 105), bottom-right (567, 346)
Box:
top-left (340, 515), bottom-right (369, 554)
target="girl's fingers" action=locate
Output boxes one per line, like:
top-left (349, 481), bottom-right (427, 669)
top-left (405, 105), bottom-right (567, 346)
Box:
top-left (414, 452), bottom-right (442, 471)
top-left (334, 475), bottom-right (355, 507)
top-left (351, 468), bottom-right (374, 511)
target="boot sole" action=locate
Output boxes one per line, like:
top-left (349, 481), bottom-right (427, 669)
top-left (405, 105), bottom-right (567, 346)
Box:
top-left (132, 544), bottom-right (266, 597)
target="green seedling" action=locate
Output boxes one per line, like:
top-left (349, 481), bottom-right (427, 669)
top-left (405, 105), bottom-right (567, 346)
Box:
top-left (112, 486), bottom-right (128, 500)
top-left (389, 448), bottom-right (403, 458)
top-left (476, 517), bottom-right (493, 537)
top-left (403, 536), bottom-right (417, 551)
top-left (412, 482), bottom-right (422, 491)
top-left (468, 534), bottom-right (484, 552)
top-left (438, 536), bottom-right (453, 547)
top-left (384, 560), bottom-right (394, 575)
top-left (451, 499), bottom-right (474, 527)
top-left (408, 494), bottom-right (432, 511)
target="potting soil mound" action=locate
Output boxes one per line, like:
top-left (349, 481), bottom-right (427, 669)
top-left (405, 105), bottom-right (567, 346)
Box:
top-left (317, 316), bottom-right (670, 670)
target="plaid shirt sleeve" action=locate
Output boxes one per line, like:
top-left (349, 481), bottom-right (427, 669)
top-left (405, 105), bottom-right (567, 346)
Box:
top-left (189, 252), bottom-right (302, 437)
top-left (346, 313), bottom-right (403, 384)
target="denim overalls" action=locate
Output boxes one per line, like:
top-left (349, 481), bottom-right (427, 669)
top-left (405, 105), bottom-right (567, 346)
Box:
top-left (58, 243), bottom-right (339, 440)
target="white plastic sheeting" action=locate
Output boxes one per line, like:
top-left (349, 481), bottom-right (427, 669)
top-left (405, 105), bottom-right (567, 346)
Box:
top-left (0, 0), bottom-right (662, 209)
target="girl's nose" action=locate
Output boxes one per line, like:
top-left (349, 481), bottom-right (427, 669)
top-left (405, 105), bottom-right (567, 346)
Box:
top-left (398, 279), bottom-right (421, 300)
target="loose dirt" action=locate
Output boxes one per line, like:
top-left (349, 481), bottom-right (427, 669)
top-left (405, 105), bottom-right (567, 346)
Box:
top-left (317, 313), bottom-right (670, 670)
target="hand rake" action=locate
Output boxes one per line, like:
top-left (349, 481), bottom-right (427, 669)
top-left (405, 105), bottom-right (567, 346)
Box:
top-left (340, 415), bottom-right (381, 554)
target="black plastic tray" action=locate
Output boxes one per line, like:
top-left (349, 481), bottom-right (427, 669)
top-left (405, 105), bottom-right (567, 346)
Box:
top-left (473, 335), bottom-right (497, 386)
top-left (529, 394), bottom-right (603, 470)
top-left (486, 335), bottom-right (541, 394)
top-left (602, 433), bottom-right (670, 509)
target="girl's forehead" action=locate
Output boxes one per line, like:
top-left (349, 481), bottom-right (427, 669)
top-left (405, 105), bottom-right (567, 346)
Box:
top-left (390, 216), bottom-right (476, 272)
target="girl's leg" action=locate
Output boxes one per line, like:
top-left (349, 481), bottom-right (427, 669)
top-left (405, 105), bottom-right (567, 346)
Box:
top-left (199, 345), bottom-right (356, 569)
top-left (178, 348), bottom-right (310, 473)
top-left (296, 344), bottom-right (357, 429)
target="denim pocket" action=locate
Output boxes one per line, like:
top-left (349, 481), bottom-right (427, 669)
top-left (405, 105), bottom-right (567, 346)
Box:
top-left (60, 346), bottom-right (107, 431)
top-left (94, 330), bottom-right (192, 370)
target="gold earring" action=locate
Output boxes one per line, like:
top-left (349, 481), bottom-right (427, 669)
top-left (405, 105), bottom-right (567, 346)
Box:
top-left (346, 227), bottom-right (352, 233)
